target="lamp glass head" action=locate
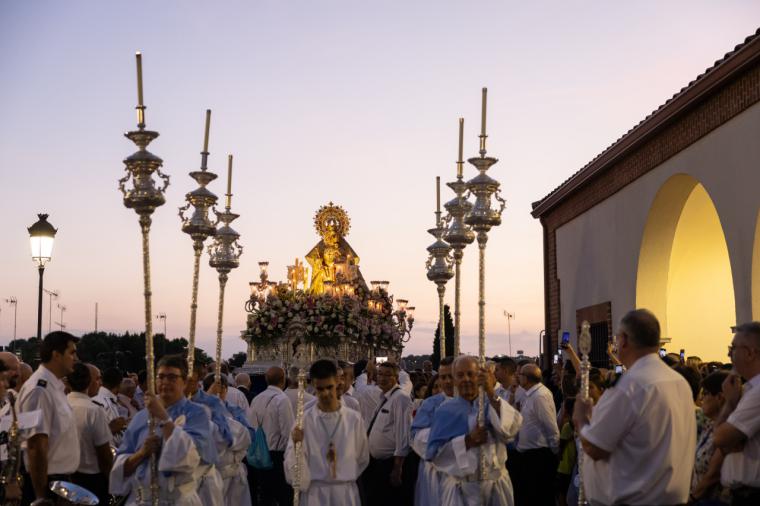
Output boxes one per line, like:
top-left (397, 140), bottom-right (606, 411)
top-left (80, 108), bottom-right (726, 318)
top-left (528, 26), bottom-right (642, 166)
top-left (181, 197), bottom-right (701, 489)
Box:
top-left (28, 214), bottom-right (57, 267)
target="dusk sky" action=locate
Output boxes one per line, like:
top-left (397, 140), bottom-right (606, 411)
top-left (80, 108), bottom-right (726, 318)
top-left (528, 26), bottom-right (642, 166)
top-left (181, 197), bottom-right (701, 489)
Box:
top-left (1, 1), bottom-right (759, 360)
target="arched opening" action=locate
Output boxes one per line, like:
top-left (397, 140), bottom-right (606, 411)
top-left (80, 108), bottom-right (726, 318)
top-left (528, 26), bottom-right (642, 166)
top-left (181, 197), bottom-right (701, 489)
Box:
top-left (752, 210), bottom-right (760, 320)
top-left (636, 174), bottom-right (735, 361)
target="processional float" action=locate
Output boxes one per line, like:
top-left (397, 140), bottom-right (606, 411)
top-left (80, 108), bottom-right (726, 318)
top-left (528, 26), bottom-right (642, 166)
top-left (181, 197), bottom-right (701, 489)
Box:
top-left (117, 52), bottom-right (169, 506)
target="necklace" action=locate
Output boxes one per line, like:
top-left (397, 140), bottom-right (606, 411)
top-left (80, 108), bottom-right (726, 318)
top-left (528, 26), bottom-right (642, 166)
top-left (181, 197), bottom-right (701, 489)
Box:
top-left (317, 411), bottom-right (342, 479)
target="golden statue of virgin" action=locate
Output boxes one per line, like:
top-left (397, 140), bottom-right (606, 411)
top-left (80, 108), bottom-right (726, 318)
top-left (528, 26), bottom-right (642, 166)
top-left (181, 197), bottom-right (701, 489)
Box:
top-left (305, 202), bottom-right (366, 294)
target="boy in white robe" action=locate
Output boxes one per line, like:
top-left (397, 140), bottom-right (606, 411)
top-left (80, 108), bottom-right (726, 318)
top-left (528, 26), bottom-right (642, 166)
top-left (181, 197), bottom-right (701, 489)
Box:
top-left (110, 355), bottom-right (212, 506)
top-left (425, 356), bottom-right (522, 506)
top-left (285, 359), bottom-right (370, 506)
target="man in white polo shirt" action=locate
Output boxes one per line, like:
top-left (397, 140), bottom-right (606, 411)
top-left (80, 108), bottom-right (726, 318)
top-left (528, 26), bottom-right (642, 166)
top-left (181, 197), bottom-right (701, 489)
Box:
top-left (714, 321), bottom-right (760, 505)
top-left (573, 309), bottom-right (696, 506)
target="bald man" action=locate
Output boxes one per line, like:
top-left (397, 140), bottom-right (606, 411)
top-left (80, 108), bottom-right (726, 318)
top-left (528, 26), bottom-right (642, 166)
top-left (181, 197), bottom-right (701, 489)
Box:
top-left (426, 356), bottom-right (522, 505)
top-left (247, 366), bottom-right (294, 505)
top-left (0, 352), bottom-right (20, 398)
top-left (17, 363), bottom-right (33, 391)
top-left (512, 363), bottom-right (560, 506)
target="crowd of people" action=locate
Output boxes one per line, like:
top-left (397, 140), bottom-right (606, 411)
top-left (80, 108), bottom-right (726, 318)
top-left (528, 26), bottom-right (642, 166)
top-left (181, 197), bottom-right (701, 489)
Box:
top-left (0, 307), bottom-right (758, 505)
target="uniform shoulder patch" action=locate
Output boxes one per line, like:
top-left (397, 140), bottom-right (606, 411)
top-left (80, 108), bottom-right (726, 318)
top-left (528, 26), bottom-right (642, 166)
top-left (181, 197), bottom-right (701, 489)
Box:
top-left (36, 379), bottom-right (47, 388)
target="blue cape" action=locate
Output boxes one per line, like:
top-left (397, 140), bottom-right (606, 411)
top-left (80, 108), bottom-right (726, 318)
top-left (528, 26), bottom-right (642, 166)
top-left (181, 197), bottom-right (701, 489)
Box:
top-left (226, 401), bottom-right (256, 442)
top-left (424, 394), bottom-right (492, 461)
top-left (117, 397), bottom-right (214, 476)
top-left (411, 393), bottom-right (447, 439)
top-left (192, 389), bottom-right (234, 447)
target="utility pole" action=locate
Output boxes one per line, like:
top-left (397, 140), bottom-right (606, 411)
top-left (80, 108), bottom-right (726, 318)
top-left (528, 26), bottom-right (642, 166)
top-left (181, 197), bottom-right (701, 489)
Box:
top-left (43, 288), bottom-right (59, 335)
top-left (503, 310), bottom-right (515, 356)
top-left (157, 313), bottom-right (167, 356)
top-left (55, 303), bottom-right (67, 331)
top-left (5, 298), bottom-right (18, 346)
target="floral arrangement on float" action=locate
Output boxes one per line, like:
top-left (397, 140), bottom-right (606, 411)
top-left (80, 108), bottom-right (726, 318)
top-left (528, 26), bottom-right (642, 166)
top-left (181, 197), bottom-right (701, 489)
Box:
top-left (246, 284), bottom-right (401, 350)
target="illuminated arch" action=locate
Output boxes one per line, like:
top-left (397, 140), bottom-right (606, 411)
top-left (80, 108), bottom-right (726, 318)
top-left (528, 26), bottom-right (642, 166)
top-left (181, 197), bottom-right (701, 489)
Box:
top-left (636, 174), bottom-right (735, 360)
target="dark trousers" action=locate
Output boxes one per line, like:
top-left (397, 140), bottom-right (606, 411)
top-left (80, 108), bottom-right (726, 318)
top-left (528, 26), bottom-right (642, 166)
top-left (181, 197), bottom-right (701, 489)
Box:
top-left (513, 447), bottom-right (558, 506)
top-left (71, 471), bottom-right (109, 505)
top-left (21, 470), bottom-right (71, 505)
top-left (731, 487), bottom-right (760, 506)
top-left (251, 450), bottom-right (292, 506)
top-left (361, 455), bottom-right (416, 506)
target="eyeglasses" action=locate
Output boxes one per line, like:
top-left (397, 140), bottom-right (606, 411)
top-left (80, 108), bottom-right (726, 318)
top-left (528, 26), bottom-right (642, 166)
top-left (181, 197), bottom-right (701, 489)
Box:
top-left (157, 373), bottom-right (183, 382)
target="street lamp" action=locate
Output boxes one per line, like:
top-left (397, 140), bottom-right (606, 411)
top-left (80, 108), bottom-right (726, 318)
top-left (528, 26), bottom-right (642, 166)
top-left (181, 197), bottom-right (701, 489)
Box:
top-left (28, 214), bottom-right (57, 340)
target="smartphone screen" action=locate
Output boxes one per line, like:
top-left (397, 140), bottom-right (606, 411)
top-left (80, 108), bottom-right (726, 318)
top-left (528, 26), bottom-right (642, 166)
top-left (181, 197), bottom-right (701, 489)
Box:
top-left (659, 348), bottom-right (667, 358)
top-left (561, 331), bottom-right (570, 348)
top-left (615, 365), bottom-right (623, 375)
top-left (679, 349), bottom-right (685, 363)
top-left (553, 354), bottom-right (559, 364)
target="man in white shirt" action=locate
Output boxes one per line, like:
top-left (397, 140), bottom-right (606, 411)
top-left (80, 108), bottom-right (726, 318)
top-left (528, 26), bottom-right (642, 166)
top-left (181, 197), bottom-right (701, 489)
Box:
top-left (574, 309), bottom-right (696, 506)
top-left (285, 366), bottom-right (315, 415)
top-left (0, 351), bottom-right (20, 401)
top-left (362, 361), bottom-right (413, 506)
top-left (95, 367), bottom-right (129, 446)
top-left (493, 356), bottom-right (517, 404)
top-left (67, 362), bottom-right (113, 505)
top-left (286, 359), bottom-right (369, 505)
top-left (714, 321), bottom-right (760, 505)
top-left (512, 363), bottom-right (560, 506)
top-left (18, 331), bottom-right (81, 505)
top-left (247, 366), bottom-right (295, 506)
top-left (225, 381), bottom-right (250, 411)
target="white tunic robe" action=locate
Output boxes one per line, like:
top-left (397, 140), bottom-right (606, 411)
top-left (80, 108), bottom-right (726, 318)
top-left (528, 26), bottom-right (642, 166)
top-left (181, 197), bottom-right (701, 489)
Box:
top-left (219, 417), bottom-right (252, 506)
top-left (284, 404), bottom-right (369, 506)
top-left (110, 426), bottom-right (202, 506)
top-left (431, 398), bottom-right (522, 506)
top-left (197, 419), bottom-right (224, 506)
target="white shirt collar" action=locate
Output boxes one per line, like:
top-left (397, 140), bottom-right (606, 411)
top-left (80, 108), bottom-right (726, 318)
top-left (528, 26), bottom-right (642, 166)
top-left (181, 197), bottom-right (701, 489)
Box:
top-left (525, 383), bottom-right (542, 397)
top-left (382, 384), bottom-right (400, 399)
top-left (745, 373), bottom-right (760, 390)
top-left (38, 364), bottom-right (65, 392)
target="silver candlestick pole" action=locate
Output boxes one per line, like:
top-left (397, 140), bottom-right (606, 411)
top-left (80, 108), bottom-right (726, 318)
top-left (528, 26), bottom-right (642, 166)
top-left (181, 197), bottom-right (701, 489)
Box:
top-left (117, 52), bottom-right (169, 506)
top-left (208, 155), bottom-right (244, 383)
top-left (426, 177), bottom-right (454, 360)
top-left (577, 321), bottom-right (591, 506)
top-left (179, 109), bottom-right (219, 376)
top-left (464, 87), bottom-right (506, 483)
top-left (444, 117), bottom-right (475, 355)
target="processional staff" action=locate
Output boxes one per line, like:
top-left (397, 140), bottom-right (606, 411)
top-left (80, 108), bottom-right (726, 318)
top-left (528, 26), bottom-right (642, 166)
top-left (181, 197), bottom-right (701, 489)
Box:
top-left (443, 118), bottom-right (475, 355)
top-left (292, 327), bottom-right (313, 506)
top-left (117, 52), bottom-right (170, 506)
top-left (464, 87), bottom-right (506, 483)
top-left (426, 177), bottom-right (454, 361)
top-left (179, 109), bottom-right (219, 375)
top-left (208, 155), bottom-right (244, 383)
top-left (577, 321), bottom-right (592, 506)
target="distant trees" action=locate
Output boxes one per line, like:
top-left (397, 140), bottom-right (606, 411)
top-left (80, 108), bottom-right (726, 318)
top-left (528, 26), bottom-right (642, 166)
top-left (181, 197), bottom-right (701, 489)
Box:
top-left (432, 304), bottom-right (455, 369)
top-left (7, 332), bottom-right (210, 373)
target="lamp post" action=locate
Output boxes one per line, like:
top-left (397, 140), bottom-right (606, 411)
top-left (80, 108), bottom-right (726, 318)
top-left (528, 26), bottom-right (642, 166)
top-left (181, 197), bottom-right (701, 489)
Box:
top-left (444, 118), bottom-right (475, 355)
top-left (208, 154), bottom-right (244, 383)
top-left (117, 51), bottom-right (168, 506)
top-left (179, 109), bottom-right (219, 375)
top-left (426, 177), bottom-right (454, 359)
top-left (28, 214), bottom-right (57, 340)
top-left (464, 87), bottom-right (506, 483)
